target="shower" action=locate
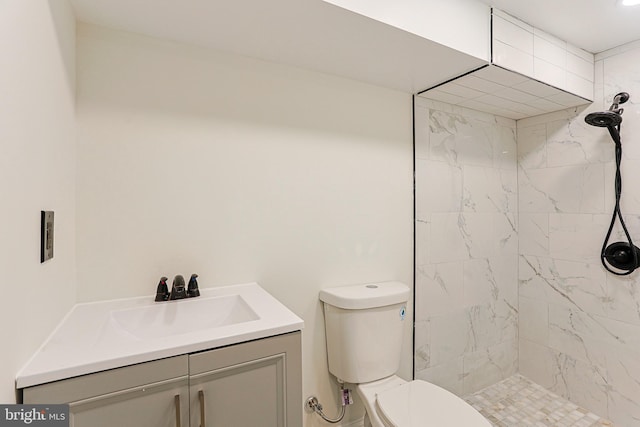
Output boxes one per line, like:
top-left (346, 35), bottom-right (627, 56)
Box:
top-left (585, 92), bottom-right (629, 145)
top-left (585, 92), bottom-right (639, 275)
top-left (585, 92), bottom-right (629, 128)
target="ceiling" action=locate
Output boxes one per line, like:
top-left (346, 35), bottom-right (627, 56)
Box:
top-left (478, 0), bottom-right (640, 53)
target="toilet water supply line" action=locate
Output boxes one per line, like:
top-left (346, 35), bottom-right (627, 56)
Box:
top-left (305, 383), bottom-right (353, 423)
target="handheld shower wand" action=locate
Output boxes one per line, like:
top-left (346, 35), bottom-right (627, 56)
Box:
top-left (585, 92), bottom-right (639, 275)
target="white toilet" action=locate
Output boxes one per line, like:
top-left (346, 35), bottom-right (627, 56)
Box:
top-left (319, 281), bottom-right (491, 427)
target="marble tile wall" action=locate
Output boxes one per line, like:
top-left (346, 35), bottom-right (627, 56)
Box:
top-left (517, 42), bottom-right (640, 427)
top-left (414, 97), bottom-right (519, 395)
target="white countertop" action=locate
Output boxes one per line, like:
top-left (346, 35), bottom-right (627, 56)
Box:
top-left (16, 282), bottom-right (303, 389)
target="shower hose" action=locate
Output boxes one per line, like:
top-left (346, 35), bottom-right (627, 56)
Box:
top-left (601, 124), bottom-right (638, 275)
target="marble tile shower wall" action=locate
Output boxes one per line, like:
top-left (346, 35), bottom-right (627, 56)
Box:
top-left (414, 97), bottom-right (519, 396)
top-left (517, 44), bottom-right (640, 427)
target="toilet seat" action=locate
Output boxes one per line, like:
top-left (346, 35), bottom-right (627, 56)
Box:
top-left (374, 380), bottom-right (491, 427)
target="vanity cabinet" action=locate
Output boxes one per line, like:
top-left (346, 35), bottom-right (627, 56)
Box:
top-left (22, 332), bottom-right (302, 427)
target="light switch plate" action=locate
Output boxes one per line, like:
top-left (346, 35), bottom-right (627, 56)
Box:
top-left (41, 211), bottom-right (54, 262)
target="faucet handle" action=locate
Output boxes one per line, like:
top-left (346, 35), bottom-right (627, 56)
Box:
top-left (154, 276), bottom-right (169, 302)
top-left (187, 274), bottom-right (200, 298)
top-left (169, 275), bottom-right (187, 300)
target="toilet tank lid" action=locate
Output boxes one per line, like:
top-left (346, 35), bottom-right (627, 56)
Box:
top-left (319, 281), bottom-right (410, 310)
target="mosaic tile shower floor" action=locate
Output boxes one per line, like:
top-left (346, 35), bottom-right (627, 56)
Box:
top-left (463, 375), bottom-right (613, 427)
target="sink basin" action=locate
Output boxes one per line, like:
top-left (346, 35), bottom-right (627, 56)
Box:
top-left (110, 294), bottom-right (259, 339)
top-left (16, 282), bottom-right (303, 389)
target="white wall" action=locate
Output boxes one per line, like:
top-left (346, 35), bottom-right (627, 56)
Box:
top-left (75, 24), bottom-right (413, 426)
top-left (0, 0), bottom-right (76, 403)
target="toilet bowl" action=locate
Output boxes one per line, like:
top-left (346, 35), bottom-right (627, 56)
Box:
top-left (357, 375), bottom-right (491, 427)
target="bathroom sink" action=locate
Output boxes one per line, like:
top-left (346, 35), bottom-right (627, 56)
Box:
top-left (16, 282), bottom-right (304, 389)
top-left (109, 294), bottom-right (259, 339)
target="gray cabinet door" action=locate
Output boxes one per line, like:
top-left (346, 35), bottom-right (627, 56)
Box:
top-left (68, 378), bottom-right (189, 427)
top-left (23, 355), bottom-right (190, 427)
top-left (189, 332), bottom-right (302, 427)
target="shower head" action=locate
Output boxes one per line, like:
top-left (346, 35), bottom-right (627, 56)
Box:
top-left (585, 110), bottom-right (622, 127)
top-left (584, 92), bottom-right (630, 129)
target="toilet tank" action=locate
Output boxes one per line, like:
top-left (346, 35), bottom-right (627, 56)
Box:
top-left (319, 282), bottom-right (410, 384)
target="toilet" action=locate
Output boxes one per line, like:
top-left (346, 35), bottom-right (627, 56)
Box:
top-left (319, 281), bottom-right (491, 427)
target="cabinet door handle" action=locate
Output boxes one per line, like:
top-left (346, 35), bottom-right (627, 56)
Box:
top-left (174, 395), bottom-right (181, 427)
top-left (199, 390), bottom-right (206, 427)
